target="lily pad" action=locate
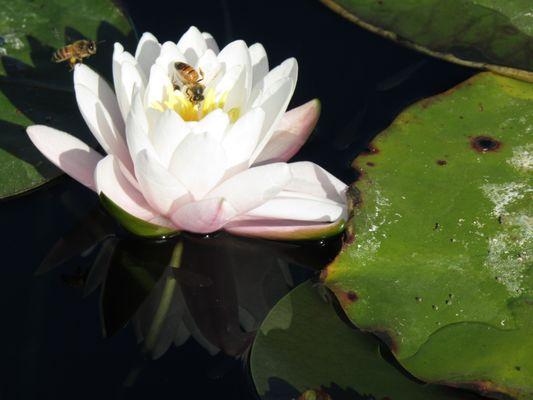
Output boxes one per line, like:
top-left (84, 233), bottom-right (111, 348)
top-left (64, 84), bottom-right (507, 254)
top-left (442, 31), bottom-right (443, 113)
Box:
top-left (251, 281), bottom-right (482, 400)
top-left (0, 0), bottom-right (135, 199)
top-left (324, 72), bottom-right (533, 399)
top-left (320, 0), bottom-right (533, 81)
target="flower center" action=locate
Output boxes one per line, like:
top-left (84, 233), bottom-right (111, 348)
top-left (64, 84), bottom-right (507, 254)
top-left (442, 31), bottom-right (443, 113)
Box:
top-left (151, 85), bottom-right (240, 122)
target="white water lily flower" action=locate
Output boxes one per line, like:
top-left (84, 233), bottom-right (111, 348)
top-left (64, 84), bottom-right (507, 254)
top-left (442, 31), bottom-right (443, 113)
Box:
top-left (27, 27), bottom-right (347, 240)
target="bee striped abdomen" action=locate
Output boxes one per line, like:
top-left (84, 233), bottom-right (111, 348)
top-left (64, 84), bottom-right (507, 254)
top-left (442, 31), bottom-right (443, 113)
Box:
top-left (52, 47), bottom-right (72, 62)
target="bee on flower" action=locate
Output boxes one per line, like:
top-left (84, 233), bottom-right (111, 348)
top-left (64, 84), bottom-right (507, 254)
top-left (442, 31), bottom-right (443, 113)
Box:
top-left (27, 27), bottom-right (347, 240)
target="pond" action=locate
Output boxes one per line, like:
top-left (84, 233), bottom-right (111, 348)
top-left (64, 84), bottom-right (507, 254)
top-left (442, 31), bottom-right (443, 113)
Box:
top-left (3, 0), bottom-right (530, 399)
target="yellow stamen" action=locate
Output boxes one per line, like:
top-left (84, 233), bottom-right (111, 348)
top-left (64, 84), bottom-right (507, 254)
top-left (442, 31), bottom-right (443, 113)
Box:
top-left (151, 86), bottom-right (240, 123)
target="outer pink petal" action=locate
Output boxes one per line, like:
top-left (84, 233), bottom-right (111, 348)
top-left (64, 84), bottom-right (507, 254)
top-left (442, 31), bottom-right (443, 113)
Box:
top-left (224, 218), bottom-right (345, 241)
top-left (26, 125), bottom-right (103, 191)
top-left (254, 99), bottom-right (320, 164)
top-left (170, 198), bottom-right (237, 234)
top-left (94, 154), bottom-right (159, 221)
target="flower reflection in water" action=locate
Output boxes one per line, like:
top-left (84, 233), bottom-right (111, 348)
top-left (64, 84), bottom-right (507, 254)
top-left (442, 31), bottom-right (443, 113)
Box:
top-left (40, 208), bottom-right (342, 362)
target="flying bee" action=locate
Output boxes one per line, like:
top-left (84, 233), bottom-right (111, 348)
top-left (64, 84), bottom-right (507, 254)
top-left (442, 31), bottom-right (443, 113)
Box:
top-left (52, 40), bottom-right (98, 71)
top-left (173, 62), bottom-right (205, 105)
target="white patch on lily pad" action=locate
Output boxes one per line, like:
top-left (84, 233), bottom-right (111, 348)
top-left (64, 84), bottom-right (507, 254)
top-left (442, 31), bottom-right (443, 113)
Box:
top-left (507, 143), bottom-right (533, 172)
top-left (481, 182), bottom-right (531, 218)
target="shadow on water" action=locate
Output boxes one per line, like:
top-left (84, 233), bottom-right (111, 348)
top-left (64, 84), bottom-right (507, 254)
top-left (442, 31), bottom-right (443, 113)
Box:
top-left (38, 208), bottom-right (343, 362)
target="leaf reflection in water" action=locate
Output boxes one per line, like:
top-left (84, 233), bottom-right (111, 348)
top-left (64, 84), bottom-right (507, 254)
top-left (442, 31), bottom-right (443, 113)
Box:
top-left (39, 209), bottom-right (343, 360)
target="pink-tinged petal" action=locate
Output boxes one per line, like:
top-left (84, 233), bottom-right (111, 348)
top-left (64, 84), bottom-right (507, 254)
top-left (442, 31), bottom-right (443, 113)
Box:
top-left (177, 26), bottom-right (208, 65)
top-left (135, 32), bottom-right (161, 78)
top-left (168, 132), bottom-right (227, 200)
top-left (222, 107), bottom-right (264, 172)
top-left (95, 154), bottom-right (158, 221)
top-left (250, 77), bottom-right (293, 163)
top-left (254, 99), bottom-right (320, 164)
top-left (74, 83), bottom-right (133, 171)
top-left (150, 109), bottom-right (190, 167)
top-left (249, 43), bottom-right (268, 88)
top-left (286, 161), bottom-right (347, 203)
top-left (171, 198), bottom-right (237, 233)
top-left (155, 41), bottom-right (187, 76)
top-left (245, 192), bottom-right (345, 222)
top-left (207, 163), bottom-right (291, 214)
top-left (73, 64), bottom-right (124, 136)
top-left (225, 218), bottom-right (345, 241)
top-left (202, 32), bottom-right (219, 54)
top-left (26, 125), bottom-right (103, 191)
top-left (135, 150), bottom-right (191, 216)
top-left (217, 40), bottom-right (252, 103)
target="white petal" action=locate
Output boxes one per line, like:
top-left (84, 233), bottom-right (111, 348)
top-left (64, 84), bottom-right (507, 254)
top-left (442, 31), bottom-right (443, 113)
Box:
top-left (135, 150), bottom-right (191, 215)
top-left (202, 32), bottom-right (219, 54)
top-left (192, 109), bottom-right (229, 141)
top-left (150, 110), bottom-right (190, 167)
top-left (155, 41), bottom-right (187, 76)
top-left (177, 26), bottom-right (208, 65)
top-left (250, 77), bottom-right (294, 163)
top-left (249, 43), bottom-right (268, 88)
top-left (144, 64), bottom-right (172, 110)
top-left (27, 125), bottom-right (103, 191)
top-left (95, 155), bottom-right (158, 220)
top-left (196, 49), bottom-right (222, 87)
top-left (217, 40), bottom-right (252, 103)
top-left (73, 64), bottom-right (124, 137)
top-left (112, 43), bottom-right (135, 109)
top-left (116, 61), bottom-right (145, 120)
top-left (251, 58), bottom-right (297, 106)
top-left (207, 163), bottom-right (291, 214)
top-left (245, 192), bottom-right (344, 222)
top-left (215, 65), bottom-right (245, 112)
top-left (222, 107), bottom-right (264, 171)
top-left (286, 161), bottom-right (347, 203)
top-left (74, 83), bottom-right (133, 170)
top-left (125, 91), bottom-right (154, 161)
top-left (171, 197), bottom-right (237, 233)
top-left (135, 32), bottom-right (161, 78)
top-left (168, 133), bottom-right (227, 199)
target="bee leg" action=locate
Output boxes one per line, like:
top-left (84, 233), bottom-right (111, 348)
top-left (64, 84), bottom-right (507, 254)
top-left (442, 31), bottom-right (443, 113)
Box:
top-left (198, 68), bottom-right (205, 82)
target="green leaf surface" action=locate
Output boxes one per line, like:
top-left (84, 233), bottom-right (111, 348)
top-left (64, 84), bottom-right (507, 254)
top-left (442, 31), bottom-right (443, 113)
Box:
top-left (325, 72), bottom-right (533, 399)
top-left (320, 0), bottom-right (533, 81)
top-left (0, 0), bottom-right (135, 199)
top-left (100, 194), bottom-right (179, 238)
top-left (251, 281), bottom-right (482, 400)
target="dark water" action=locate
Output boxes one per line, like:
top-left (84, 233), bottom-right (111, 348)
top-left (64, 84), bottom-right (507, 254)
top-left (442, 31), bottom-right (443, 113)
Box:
top-left (1, 0), bottom-right (476, 399)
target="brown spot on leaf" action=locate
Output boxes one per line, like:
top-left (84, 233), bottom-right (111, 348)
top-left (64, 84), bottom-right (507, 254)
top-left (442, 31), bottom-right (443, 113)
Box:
top-left (361, 145), bottom-right (379, 155)
top-left (346, 291), bottom-right (358, 301)
top-left (366, 161), bottom-right (375, 167)
top-left (436, 159), bottom-right (447, 166)
top-left (478, 103), bottom-right (484, 112)
top-left (470, 136), bottom-right (501, 152)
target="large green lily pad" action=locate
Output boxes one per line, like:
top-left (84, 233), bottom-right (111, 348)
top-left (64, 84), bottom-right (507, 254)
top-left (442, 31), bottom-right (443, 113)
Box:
top-left (0, 0), bottom-right (135, 199)
top-left (251, 281), bottom-right (483, 399)
top-left (320, 0), bottom-right (533, 81)
top-left (324, 72), bottom-right (533, 399)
